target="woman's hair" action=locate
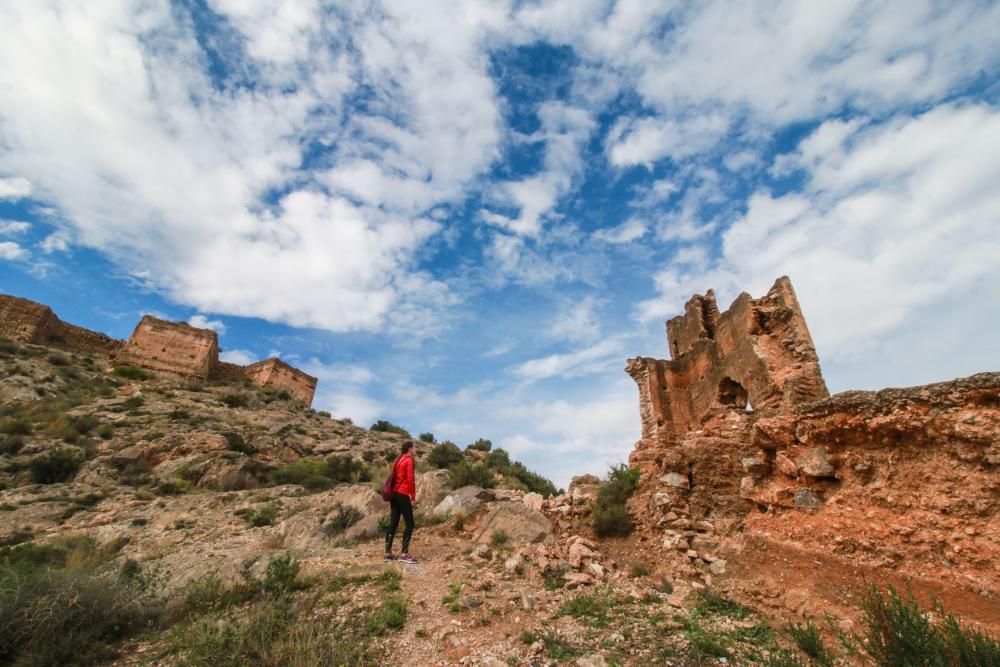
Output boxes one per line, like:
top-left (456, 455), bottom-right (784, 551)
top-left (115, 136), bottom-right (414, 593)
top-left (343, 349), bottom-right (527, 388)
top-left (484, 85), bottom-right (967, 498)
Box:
top-left (400, 441), bottom-right (413, 454)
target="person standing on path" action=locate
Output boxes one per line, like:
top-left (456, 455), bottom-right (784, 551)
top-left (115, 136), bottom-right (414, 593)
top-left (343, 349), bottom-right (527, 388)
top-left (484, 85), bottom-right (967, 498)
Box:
top-left (385, 441), bottom-right (418, 563)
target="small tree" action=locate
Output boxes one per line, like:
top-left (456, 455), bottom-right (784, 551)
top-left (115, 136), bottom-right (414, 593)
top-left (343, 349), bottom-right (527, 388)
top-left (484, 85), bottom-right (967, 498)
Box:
top-left (370, 420), bottom-right (410, 437)
top-left (466, 438), bottom-right (492, 452)
top-left (593, 464), bottom-right (641, 537)
top-left (418, 432), bottom-right (435, 443)
top-left (427, 442), bottom-right (463, 469)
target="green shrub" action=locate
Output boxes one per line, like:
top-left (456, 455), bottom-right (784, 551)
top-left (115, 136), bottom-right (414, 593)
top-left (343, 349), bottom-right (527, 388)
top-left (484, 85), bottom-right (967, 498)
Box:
top-left (1, 417), bottom-right (32, 435)
top-left (418, 432), bottom-right (435, 443)
top-left (29, 448), bottom-right (82, 484)
top-left (428, 442), bottom-right (463, 469)
top-left (268, 455), bottom-right (369, 491)
top-left (483, 448), bottom-right (511, 469)
top-left (490, 530), bottom-right (509, 549)
top-left (168, 596), bottom-right (379, 666)
top-left (222, 432), bottom-right (255, 455)
top-left (787, 620), bottom-right (833, 666)
top-left (447, 461), bottom-right (496, 489)
top-left (169, 408), bottom-right (191, 421)
top-left (0, 434), bottom-right (25, 455)
top-left (221, 393), bottom-right (250, 408)
top-left (684, 616), bottom-right (731, 660)
top-left (0, 545), bottom-right (161, 666)
top-left (466, 438), bottom-right (493, 452)
top-left (367, 595), bottom-right (407, 636)
top-left (695, 588), bottom-right (751, 619)
top-left (112, 364), bottom-right (150, 380)
top-left (369, 420), bottom-right (410, 437)
top-left (861, 584), bottom-right (1000, 666)
top-left (47, 352), bottom-right (70, 366)
top-left (234, 503), bottom-right (280, 527)
top-left (322, 503), bottom-right (364, 537)
top-left (97, 424), bottom-right (115, 440)
top-left (260, 555), bottom-right (303, 596)
top-left (593, 464), bottom-right (640, 538)
top-left (557, 588), bottom-right (617, 627)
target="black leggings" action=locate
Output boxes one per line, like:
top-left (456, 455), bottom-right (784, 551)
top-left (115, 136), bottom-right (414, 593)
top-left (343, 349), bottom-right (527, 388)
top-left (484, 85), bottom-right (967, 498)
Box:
top-left (386, 493), bottom-right (414, 554)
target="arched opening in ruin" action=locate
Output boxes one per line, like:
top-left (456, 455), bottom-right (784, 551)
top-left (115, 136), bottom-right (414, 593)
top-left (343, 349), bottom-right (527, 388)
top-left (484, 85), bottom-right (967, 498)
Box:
top-left (717, 377), bottom-right (749, 410)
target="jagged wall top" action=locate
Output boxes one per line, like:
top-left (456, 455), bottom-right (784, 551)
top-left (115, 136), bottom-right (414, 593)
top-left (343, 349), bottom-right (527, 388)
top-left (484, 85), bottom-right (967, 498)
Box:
top-left (0, 294), bottom-right (317, 407)
top-left (627, 276), bottom-right (829, 448)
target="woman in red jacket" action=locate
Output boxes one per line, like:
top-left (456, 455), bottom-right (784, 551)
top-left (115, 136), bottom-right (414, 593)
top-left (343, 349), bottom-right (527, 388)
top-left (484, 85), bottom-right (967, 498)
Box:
top-left (385, 441), bottom-right (418, 563)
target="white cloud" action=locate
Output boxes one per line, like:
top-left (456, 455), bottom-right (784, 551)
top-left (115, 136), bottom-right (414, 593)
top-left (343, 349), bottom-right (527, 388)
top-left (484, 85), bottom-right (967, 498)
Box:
top-left (593, 218), bottom-right (646, 244)
top-left (39, 231), bottom-right (71, 254)
top-left (547, 297), bottom-right (602, 343)
top-left (482, 102), bottom-right (596, 237)
top-left (219, 348), bottom-right (256, 365)
top-left (301, 359), bottom-right (382, 424)
top-left (638, 104), bottom-right (1000, 381)
top-left (0, 177), bottom-right (31, 200)
top-left (0, 242), bottom-right (28, 261)
top-left (188, 315), bottom-right (227, 335)
top-left (510, 338), bottom-right (625, 382)
top-left (483, 341), bottom-right (514, 358)
top-left (0, 221), bottom-right (30, 235)
top-left (0, 1), bottom-right (509, 335)
top-left (607, 114), bottom-right (729, 168)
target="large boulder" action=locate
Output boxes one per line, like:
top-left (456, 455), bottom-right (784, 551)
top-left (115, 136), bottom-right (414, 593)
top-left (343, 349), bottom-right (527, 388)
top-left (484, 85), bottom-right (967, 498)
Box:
top-left (434, 486), bottom-right (495, 517)
top-left (473, 502), bottom-right (551, 545)
top-left (569, 474), bottom-right (600, 504)
top-left (327, 484), bottom-right (384, 516)
top-left (417, 469), bottom-right (451, 509)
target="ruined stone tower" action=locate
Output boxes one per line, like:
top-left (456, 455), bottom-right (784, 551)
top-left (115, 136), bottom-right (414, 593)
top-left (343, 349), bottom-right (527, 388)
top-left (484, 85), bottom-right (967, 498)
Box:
top-left (626, 276), bottom-right (829, 450)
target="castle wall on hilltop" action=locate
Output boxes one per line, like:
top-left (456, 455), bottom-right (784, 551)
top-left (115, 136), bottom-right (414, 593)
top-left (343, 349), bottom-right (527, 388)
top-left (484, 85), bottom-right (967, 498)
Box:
top-left (0, 293), bottom-right (317, 406)
top-left (119, 315), bottom-right (219, 379)
top-left (244, 358), bottom-right (317, 405)
top-left (626, 276), bottom-right (828, 449)
top-left (0, 295), bottom-right (122, 356)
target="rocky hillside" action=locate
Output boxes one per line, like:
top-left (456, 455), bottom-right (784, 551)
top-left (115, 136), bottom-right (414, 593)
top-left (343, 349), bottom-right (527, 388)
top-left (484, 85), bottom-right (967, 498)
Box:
top-left (1, 338), bottom-right (999, 666)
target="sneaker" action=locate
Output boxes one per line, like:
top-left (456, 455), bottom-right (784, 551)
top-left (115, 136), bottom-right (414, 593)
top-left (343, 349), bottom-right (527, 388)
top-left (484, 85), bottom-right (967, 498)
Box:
top-left (398, 554), bottom-right (418, 564)
top-left (383, 553), bottom-right (395, 561)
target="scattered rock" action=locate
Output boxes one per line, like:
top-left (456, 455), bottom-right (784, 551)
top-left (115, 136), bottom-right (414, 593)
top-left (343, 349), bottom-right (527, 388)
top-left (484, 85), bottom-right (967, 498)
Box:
top-left (434, 485), bottom-right (495, 517)
top-left (522, 492), bottom-right (544, 511)
top-left (775, 452), bottom-right (798, 477)
top-left (741, 457), bottom-right (769, 477)
top-left (794, 488), bottom-right (822, 508)
top-left (798, 447), bottom-right (835, 478)
top-left (709, 559), bottom-right (727, 575)
top-left (472, 544), bottom-right (492, 560)
top-left (576, 656), bottom-right (609, 667)
top-left (660, 472), bottom-right (689, 489)
top-left (473, 502), bottom-right (551, 545)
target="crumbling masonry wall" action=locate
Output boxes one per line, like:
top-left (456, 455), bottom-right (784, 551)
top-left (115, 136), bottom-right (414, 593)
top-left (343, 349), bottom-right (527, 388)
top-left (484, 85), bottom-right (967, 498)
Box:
top-left (244, 358), bottom-right (318, 406)
top-left (0, 295), bottom-right (122, 356)
top-left (0, 294), bottom-right (316, 406)
top-left (627, 276), bottom-right (829, 450)
top-left (119, 316), bottom-right (219, 379)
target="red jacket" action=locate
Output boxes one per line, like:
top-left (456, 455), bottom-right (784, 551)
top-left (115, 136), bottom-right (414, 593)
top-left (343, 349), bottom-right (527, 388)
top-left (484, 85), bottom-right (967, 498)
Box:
top-left (391, 453), bottom-right (415, 501)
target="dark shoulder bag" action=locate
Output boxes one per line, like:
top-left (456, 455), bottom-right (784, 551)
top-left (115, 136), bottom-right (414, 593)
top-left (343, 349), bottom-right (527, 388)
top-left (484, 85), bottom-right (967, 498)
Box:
top-left (382, 456), bottom-right (403, 502)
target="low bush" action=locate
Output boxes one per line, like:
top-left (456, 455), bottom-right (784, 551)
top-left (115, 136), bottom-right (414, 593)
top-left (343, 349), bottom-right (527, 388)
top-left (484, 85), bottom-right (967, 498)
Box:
top-left (0, 434), bottom-right (25, 455)
top-left (369, 420), bottom-right (410, 437)
top-left (29, 447), bottom-right (83, 484)
top-left (787, 620), bottom-right (834, 666)
top-left (112, 364), bottom-right (150, 380)
top-left (447, 461), bottom-right (496, 489)
top-left (1, 417), bottom-right (32, 435)
top-left (222, 432), bottom-right (255, 455)
top-left (322, 503), bottom-right (364, 537)
top-left (221, 393), bottom-right (250, 408)
top-left (428, 442), bottom-right (463, 469)
top-left (490, 530), bottom-right (509, 549)
top-left (557, 588), bottom-right (618, 627)
top-left (418, 432), bottom-right (435, 443)
top-left (234, 503), bottom-right (280, 527)
top-left (466, 438), bottom-right (492, 452)
top-left (367, 595), bottom-right (408, 636)
top-left (861, 584), bottom-right (1000, 666)
top-left (268, 455), bottom-right (369, 491)
top-left (0, 540), bottom-right (162, 666)
top-left (592, 463), bottom-right (640, 538)
top-left (47, 352), bottom-right (70, 366)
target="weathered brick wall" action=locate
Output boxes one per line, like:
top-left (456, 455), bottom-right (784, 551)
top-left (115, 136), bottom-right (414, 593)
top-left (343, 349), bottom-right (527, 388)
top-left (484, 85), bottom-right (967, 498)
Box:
top-left (0, 294), bottom-right (60, 343)
top-left (628, 276), bottom-right (829, 448)
top-left (119, 316), bottom-right (219, 379)
top-left (244, 358), bottom-right (317, 406)
top-left (55, 321), bottom-right (124, 357)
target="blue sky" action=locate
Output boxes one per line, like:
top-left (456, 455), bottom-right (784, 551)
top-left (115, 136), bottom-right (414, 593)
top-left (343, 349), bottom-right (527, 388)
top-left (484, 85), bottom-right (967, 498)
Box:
top-left (1, 1), bottom-right (998, 487)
